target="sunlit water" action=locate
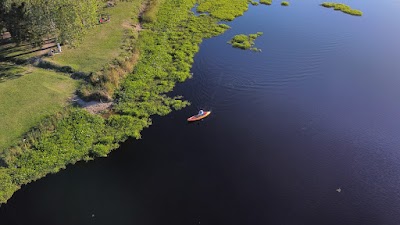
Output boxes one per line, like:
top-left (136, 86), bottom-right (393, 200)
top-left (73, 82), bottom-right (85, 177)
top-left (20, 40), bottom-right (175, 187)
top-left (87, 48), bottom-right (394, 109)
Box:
top-left (2, 1), bottom-right (400, 224)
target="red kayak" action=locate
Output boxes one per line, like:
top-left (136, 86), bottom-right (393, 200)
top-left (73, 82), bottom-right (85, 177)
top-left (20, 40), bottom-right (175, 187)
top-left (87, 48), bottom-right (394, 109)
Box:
top-left (187, 111), bottom-right (211, 122)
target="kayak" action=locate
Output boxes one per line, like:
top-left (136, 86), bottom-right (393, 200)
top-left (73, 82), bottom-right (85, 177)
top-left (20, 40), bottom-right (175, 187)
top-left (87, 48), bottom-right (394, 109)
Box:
top-left (187, 111), bottom-right (211, 122)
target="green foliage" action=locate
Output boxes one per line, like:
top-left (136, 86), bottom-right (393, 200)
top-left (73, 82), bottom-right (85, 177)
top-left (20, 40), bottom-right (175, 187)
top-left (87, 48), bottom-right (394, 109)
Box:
top-left (0, 2), bottom-right (30, 44)
top-left (248, 1), bottom-right (259, 6)
top-left (281, 1), bottom-right (289, 6)
top-left (259, 0), bottom-right (272, 5)
top-left (0, 0), bottom-right (102, 45)
top-left (142, 0), bottom-right (164, 23)
top-left (197, 0), bottom-right (249, 21)
top-left (321, 2), bottom-right (363, 16)
top-left (115, 0), bottom-right (233, 116)
top-left (0, 168), bottom-right (19, 204)
top-left (3, 109), bottom-right (105, 184)
top-left (218, 23), bottom-right (231, 29)
top-left (228, 32), bottom-right (263, 51)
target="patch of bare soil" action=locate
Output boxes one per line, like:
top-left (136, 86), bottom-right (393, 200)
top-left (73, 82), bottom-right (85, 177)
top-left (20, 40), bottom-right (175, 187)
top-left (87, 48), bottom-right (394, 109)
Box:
top-left (72, 96), bottom-right (113, 115)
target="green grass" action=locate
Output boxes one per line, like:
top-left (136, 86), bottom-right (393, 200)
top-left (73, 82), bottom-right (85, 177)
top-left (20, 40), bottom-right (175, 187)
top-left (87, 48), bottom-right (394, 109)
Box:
top-left (321, 2), bottom-right (362, 16)
top-left (260, 0), bottom-right (272, 5)
top-left (281, 1), bottom-right (289, 6)
top-left (228, 32), bottom-right (263, 51)
top-left (0, 63), bottom-right (77, 152)
top-left (46, 1), bottom-right (141, 73)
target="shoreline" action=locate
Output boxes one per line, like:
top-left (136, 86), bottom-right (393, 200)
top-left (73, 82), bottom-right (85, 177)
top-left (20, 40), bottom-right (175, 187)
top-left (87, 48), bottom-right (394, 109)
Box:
top-left (0, 0), bottom-right (250, 204)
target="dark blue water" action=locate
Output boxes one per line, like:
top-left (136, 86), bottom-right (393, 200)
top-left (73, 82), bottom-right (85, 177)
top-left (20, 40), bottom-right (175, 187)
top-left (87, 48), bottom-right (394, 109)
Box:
top-left (2, 1), bottom-right (400, 224)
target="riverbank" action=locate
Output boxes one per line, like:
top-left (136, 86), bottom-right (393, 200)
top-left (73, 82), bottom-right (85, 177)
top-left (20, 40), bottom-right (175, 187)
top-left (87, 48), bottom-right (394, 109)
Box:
top-left (0, 0), bottom-right (145, 155)
top-left (0, 0), bottom-right (250, 204)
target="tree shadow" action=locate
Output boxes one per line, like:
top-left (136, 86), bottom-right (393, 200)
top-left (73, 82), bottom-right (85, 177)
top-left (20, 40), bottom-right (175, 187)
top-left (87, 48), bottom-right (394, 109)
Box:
top-left (0, 63), bottom-right (25, 83)
top-left (6, 45), bottom-right (55, 59)
top-left (0, 38), bottom-right (56, 61)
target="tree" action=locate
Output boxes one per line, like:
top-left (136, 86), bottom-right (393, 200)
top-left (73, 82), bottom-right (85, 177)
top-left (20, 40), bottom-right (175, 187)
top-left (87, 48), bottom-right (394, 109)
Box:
top-left (0, 0), bottom-right (103, 45)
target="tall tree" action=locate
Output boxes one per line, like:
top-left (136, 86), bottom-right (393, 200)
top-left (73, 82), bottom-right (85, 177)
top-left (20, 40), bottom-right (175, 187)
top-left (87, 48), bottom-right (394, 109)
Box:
top-left (0, 0), bottom-right (103, 45)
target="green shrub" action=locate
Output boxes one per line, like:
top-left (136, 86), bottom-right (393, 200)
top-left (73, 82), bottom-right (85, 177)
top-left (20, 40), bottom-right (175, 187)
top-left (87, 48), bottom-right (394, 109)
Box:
top-left (281, 1), bottom-right (289, 6)
top-left (228, 32), bottom-right (263, 51)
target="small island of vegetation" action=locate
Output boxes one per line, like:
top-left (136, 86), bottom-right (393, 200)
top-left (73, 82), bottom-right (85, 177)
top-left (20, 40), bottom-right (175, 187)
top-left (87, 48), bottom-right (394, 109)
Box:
top-left (228, 32), bottom-right (263, 52)
top-left (197, 0), bottom-right (249, 21)
top-left (321, 2), bottom-right (363, 16)
top-left (281, 1), bottom-right (289, 6)
top-left (260, 0), bottom-right (272, 5)
top-left (249, 0), bottom-right (259, 6)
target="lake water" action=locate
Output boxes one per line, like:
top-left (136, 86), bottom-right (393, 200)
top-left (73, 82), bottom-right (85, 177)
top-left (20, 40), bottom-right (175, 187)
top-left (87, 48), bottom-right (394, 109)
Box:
top-left (2, 1), bottom-right (400, 224)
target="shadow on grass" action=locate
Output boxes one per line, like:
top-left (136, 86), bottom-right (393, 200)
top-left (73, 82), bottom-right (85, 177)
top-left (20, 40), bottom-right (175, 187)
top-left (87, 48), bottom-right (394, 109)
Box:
top-left (7, 45), bottom-right (55, 59)
top-left (0, 38), bottom-right (56, 62)
top-left (0, 63), bottom-right (26, 83)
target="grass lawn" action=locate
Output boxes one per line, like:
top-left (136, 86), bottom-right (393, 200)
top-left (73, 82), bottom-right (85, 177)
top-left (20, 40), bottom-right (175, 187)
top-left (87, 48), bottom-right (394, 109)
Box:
top-left (0, 63), bottom-right (77, 152)
top-left (46, 1), bottom-right (139, 73)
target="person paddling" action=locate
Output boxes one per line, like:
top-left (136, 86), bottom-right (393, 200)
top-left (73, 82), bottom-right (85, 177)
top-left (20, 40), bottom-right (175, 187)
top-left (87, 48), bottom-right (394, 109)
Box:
top-left (198, 110), bottom-right (204, 116)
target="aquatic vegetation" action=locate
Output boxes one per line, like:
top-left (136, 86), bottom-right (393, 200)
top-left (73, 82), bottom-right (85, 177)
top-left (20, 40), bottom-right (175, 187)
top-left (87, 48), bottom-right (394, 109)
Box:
top-left (197, 0), bottom-right (249, 21)
top-left (259, 0), bottom-right (272, 5)
top-left (0, 0), bottom-right (248, 204)
top-left (249, 0), bottom-right (259, 6)
top-left (218, 23), bottom-right (231, 29)
top-left (228, 32), bottom-right (263, 51)
top-left (321, 2), bottom-right (362, 16)
top-left (281, 1), bottom-right (289, 6)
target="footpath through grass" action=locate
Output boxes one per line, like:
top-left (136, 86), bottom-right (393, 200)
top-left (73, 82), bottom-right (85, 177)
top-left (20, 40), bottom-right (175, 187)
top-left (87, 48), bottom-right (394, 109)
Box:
top-left (45, 1), bottom-right (140, 73)
top-left (0, 63), bottom-right (77, 153)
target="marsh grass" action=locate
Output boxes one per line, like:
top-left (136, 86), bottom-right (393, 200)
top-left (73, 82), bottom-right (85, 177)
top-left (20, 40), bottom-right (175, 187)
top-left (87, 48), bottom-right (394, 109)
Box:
top-left (281, 1), bottom-right (289, 6)
top-left (197, 0), bottom-right (249, 21)
top-left (260, 0), bottom-right (272, 5)
top-left (249, 0), bottom-right (259, 6)
top-left (321, 2), bottom-right (362, 16)
top-left (228, 32), bottom-right (263, 51)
